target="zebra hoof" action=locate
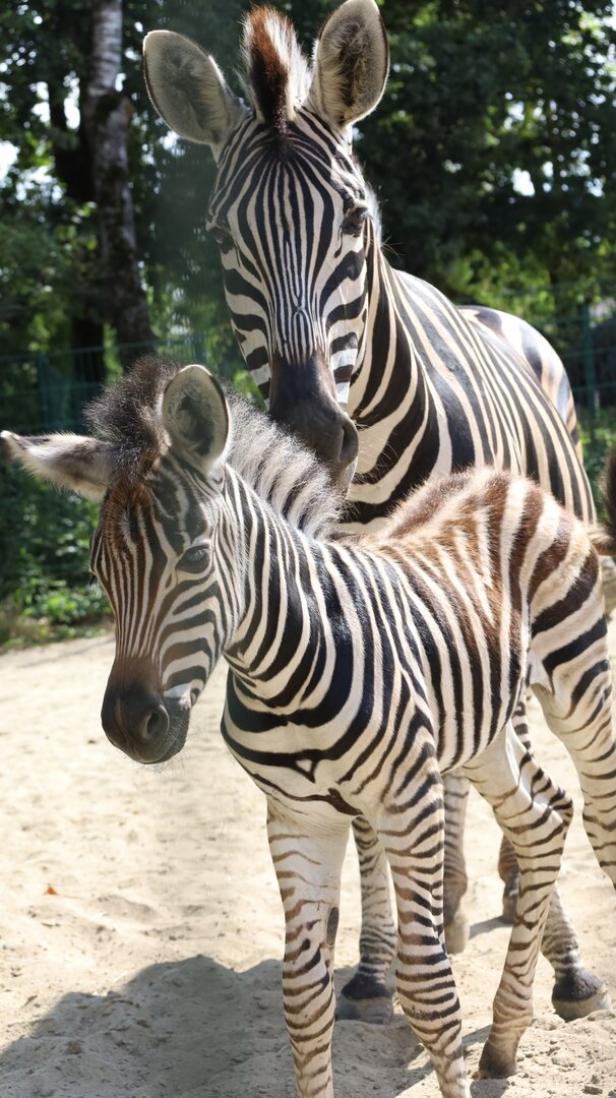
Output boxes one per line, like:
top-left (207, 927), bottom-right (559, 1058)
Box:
top-left (552, 971), bottom-right (611, 1021)
top-left (476, 1039), bottom-right (517, 1079)
top-left (444, 910), bottom-right (469, 954)
top-left (337, 973), bottom-right (394, 1025)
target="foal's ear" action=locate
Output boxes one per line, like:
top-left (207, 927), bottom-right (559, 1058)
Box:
top-left (162, 365), bottom-right (229, 477)
top-left (308, 0), bottom-right (389, 130)
top-left (0, 431), bottom-right (114, 501)
top-left (143, 30), bottom-right (247, 157)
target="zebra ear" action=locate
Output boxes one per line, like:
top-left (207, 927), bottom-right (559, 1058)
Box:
top-left (143, 31), bottom-right (247, 156)
top-left (308, 0), bottom-right (389, 130)
top-left (0, 430), bottom-right (113, 501)
top-left (162, 365), bottom-right (229, 477)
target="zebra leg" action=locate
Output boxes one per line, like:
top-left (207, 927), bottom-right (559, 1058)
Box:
top-left (495, 697), bottom-right (526, 923)
top-left (535, 632), bottom-right (616, 889)
top-left (464, 725), bottom-right (573, 1079)
top-left (497, 832), bottom-right (519, 923)
top-left (442, 772), bottom-right (470, 954)
top-left (496, 838), bottom-right (606, 1019)
top-left (543, 887), bottom-right (609, 1019)
top-left (337, 815), bottom-right (396, 1024)
top-left (498, 697), bottom-right (608, 1020)
top-left (377, 750), bottom-right (471, 1098)
top-left (267, 800), bottom-right (350, 1098)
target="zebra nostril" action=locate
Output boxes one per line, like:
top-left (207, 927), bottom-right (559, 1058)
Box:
top-left (142, 704), bottom-right (169, 744)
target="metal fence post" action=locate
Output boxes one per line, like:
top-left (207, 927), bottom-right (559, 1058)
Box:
top-left (35, 351), bottom-right (50, 431)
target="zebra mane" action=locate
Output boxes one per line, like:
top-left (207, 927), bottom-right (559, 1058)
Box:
top-left (241, 8), bottom-right (311, 134)
top-left (85, 356), bottom-right (343, 538)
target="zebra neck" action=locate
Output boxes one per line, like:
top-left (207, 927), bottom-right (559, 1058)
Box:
top-left (343, 240), bottom-right (442, 529)
top-left (223, 472), bottom-right (332, 706)
top-left (350, 236), bottom-right (431, 430)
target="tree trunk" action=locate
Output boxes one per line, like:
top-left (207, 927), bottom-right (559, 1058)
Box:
top-left (82, 0), bottom-right (154, 363)
top-left (71, 316), bottom-right (106, 387)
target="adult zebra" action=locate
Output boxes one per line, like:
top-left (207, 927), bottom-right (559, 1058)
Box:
top-left (3, 359), bottom-right (616, 1098)
top-left (142, 0), bottom-right (615, 1022)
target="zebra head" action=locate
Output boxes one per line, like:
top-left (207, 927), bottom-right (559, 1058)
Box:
top-left (143, 0), bottom-right (389, 484)
top-left (2, 363), bottom-right (237, 765)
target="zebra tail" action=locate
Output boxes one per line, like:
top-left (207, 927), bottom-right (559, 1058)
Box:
top-left (589, 444), bottom-right (616, 557)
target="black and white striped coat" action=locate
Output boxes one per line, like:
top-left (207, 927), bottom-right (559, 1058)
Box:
top-left (142, 0), bottom-right (615, 1022)
top-left (4, 360), bottom-right (616, 1098)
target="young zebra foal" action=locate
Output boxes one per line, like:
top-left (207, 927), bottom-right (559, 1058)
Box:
top-left (3, 359), bottom-right (616, 1098)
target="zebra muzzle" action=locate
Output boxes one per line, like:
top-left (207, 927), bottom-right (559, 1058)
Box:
top-left (101, 659), bottom-right (187, 764)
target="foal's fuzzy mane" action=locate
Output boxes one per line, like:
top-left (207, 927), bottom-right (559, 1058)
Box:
top-left (226, 393), bottom-right (343, 537)
top-left (85, 356), bottom-right (343, 538)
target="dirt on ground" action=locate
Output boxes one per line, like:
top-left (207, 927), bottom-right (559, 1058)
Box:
top-left (0, 626), bottom-right (615, 1098)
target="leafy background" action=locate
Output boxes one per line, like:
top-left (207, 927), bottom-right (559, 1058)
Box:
top-left (1, 0), bottom-right (615, 642)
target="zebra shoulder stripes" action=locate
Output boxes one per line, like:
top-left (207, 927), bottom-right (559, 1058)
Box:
top-left (142, 0), bottom-right (614, 1022)
top-left (4, 358), bottom-right (616, 1098)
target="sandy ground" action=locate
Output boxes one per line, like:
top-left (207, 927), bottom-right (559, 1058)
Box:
top-left (0, 628), bottom-right (615, 1098)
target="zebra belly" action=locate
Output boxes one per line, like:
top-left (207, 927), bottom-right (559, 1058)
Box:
top-left (220, 688), bottom-right (520, 824)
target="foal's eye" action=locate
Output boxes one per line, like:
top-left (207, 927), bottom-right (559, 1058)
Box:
top-left (341, 205), bottom-right (368, 236)
top-left (178, 545), bottom-right (211, 573)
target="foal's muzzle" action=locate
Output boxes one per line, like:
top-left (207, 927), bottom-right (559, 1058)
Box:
top-left (101, 660), bottom-right (187, 764)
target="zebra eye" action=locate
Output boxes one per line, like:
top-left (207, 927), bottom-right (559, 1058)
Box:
top-left (178, 544), bottom-right (211, 573)
top-left (341, 205), bottom-right (368, 236)
top-left (210, 223), bottom-right (233, 249)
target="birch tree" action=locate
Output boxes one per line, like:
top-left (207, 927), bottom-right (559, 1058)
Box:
top-left (81, 0), bottom-right (154, 356)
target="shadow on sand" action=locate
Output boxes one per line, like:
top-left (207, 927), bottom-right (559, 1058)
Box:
top-left (0, 956), bottom-right (441, 1098)
top-left (470, 915), bottom-right (509, 940)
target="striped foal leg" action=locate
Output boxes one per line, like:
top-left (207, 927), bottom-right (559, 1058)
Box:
top-left (267, 800), bottom-right (350, 1098)
top-left (464, 725), bottom-right (573, 1079)
top-left (377, 752), bottom-right (471, 1098)
top-left (499, 697), bottom-right (608, 1020)
top-left (337, 816), bottom-right (397, 1023)
top-left (496, 696), bottom-right (526, 923)
top-left (442, 771), bottom-right (470, 953)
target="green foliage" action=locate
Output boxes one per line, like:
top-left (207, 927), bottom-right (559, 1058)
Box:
top-left (360, 0), bottom-right (616, 317)
top-left (0, 464), bottom-right (109, 645)
top-left (579, 410), bottom-right (616, 519)
top-left (2, 1), bottom-right (615, 360)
